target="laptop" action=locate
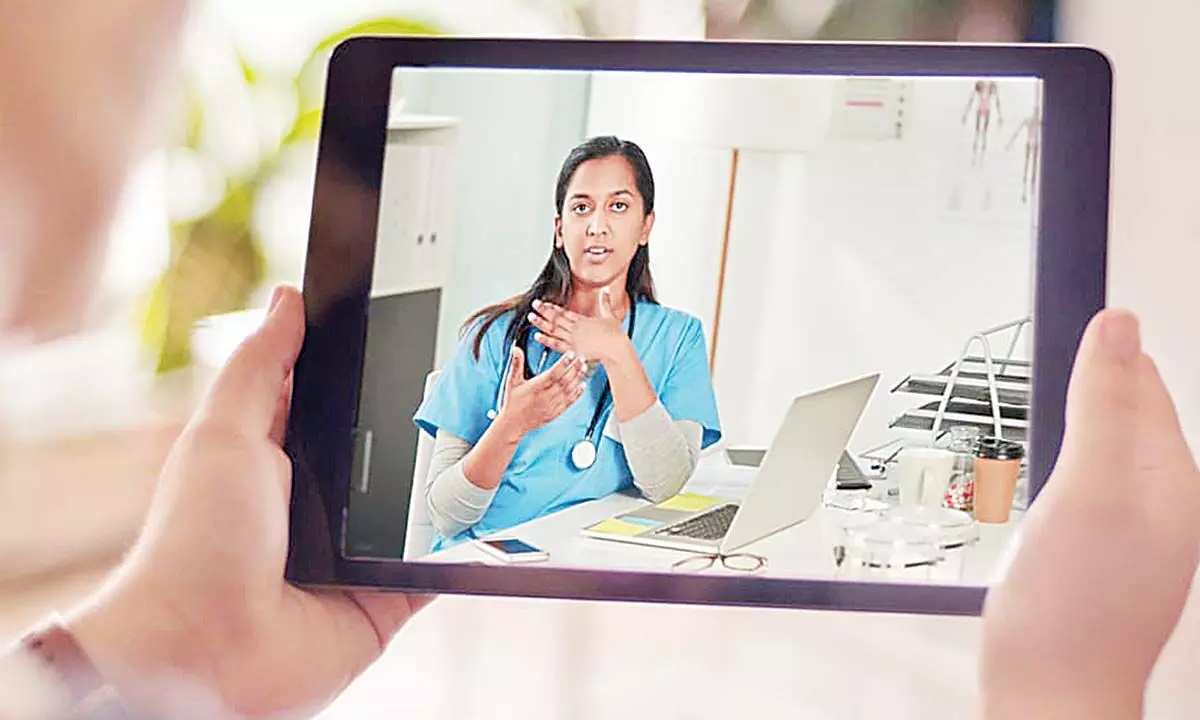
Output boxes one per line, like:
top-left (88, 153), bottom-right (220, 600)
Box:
top-left (581, 372), bottom-right (881, 554)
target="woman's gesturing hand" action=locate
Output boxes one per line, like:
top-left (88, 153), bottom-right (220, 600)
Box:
top-left (529, 290), bottom-right (627, 364)
top-left (497, 345), bottom-right (588, 436)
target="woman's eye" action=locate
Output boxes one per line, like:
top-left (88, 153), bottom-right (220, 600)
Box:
top-left (610, 201), bottom-right (628, 212)
top-left (572, 203), bottom-right (590, 214)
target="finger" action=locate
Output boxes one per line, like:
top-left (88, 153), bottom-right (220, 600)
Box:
top-left (528, 312), bottom-right (570, 341)
top-left (597, 287), bottom-right (614, 318)
top-left (1053, 309), bottom-right (1142, 484)
top-left (268, 372), bottom-right (293, 445)
top-left (549, 352), bottom-right (587, 389)
top-left (564, 354), bottom-right (589, 384)
top-left (553, 361), bottom-right (588, 398)
top-left (202, 286), bottom-right (305, 439)
top-left (531, 300), bottom-right (577, 332)
top-left (1134, 354), bottom-right (1200, 557)
top-left (534, 349), bottom-right (580, 386)
top-left (311, 591), bottom-right (436, 677)
top-left (506, 346), bottom-right (525, 392)
top-left (548, 378), bottom-right (587, 416)
top-left (530, 357), bottom-right (585, 403)
top-left (347, 591), bottom-right (436, 648)
top-left (533, 331), bottom-right (572, 355)
top-left (1135, 355), bottom-right (1197, 472)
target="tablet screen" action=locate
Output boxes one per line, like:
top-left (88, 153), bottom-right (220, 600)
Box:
top-left (343, 65), bottom-right (1043, 588)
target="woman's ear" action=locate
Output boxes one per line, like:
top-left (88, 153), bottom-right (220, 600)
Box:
top-left (639, 211), bottom-right (656, 246)
top-left (554, 216), bottom-right (564, 248)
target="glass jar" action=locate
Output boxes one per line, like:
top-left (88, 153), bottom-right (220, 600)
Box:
top-left (943, 425), bottom-right (981, 512)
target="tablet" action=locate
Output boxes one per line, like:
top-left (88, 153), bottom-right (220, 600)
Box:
top-left (284, 37), bottom-right (1111, 616)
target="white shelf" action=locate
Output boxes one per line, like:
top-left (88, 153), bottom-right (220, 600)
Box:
top-left (890, 318), bottom-right (1033, 443)
top-left (387, 112), bottom-right (460, 131)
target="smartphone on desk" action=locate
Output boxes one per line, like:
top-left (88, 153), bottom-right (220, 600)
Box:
top-left (475, 537), bottom-right (550, 564)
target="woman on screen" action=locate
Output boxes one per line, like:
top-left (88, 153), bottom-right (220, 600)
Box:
top-left (413, 135), bottom-right (722, 552)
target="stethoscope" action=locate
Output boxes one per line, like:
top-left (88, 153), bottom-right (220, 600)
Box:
top-left (486, 300), bottom-right (637, 471)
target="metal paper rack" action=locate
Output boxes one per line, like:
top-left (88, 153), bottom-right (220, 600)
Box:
top-left (890, 318), bottom-right (1032, 444)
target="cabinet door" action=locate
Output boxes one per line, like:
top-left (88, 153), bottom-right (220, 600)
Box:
top-left (344, 288), bottom-right (442, 559)
top-left (408, 145), bottom-right (434, 290)
top-left (374, 139), bottom-right (431, 296)
top-left (418, 140), bottom-right (456, 289)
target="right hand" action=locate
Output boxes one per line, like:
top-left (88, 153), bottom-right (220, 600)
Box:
top-left (497, 346), bottom-right (588, 436)
top-left (980, 309), bottom-right (1200, 718)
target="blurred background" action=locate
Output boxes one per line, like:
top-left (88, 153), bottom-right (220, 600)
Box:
top-left (111, 0), bottom-right (1054, 383)
top-left (8, 1), bottom-right (1200, 717)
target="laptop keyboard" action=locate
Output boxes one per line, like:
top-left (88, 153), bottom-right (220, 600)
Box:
top-left (660, 504), bottom-right (738, 541)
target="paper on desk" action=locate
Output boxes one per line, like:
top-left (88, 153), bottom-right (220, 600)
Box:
top-left (657, 493), bottom-right (723, 513)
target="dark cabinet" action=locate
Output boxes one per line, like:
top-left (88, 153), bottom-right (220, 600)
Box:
top-left (344, 288), bottom-right (442, 559)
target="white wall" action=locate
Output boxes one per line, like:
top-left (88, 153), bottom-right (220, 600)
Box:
top-left (382, 67), bottom-right (1046, 454)
top-left (584, 72), bottom-right (834, 353)
top-left (587, 71), bottom-right (834, 153)
top-left (1060, 1), bottom-right (1200, 452)
top-left (717, 77), bottom-right (1039, 452)
top-left (587, 71), bottom-right (1041, 452)
top-left (394, 68), bottom-right (591, 363)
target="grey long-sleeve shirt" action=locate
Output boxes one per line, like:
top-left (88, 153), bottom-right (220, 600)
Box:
top-left (424, 401), bottom-right (702, 538)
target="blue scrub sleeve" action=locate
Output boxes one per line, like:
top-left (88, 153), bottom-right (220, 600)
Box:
top-left (658, 317), bottom-right (722, 449)
top-left (413, 318), bottom-right (505, 445)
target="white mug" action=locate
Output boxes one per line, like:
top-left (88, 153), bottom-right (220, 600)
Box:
top-left (894, 447), bottom-right (956, 508)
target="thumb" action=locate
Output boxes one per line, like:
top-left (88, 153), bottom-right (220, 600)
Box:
top-left (202, 286), bottom-right (305, 438)
top-left (598, 287), bottom-right (614, 318)
top-left (506, 346), bottom-right (525, 391)
top-left (1053, 309), bottom-right (1144, 489)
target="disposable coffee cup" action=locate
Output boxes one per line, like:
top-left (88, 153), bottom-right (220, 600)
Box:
top-left (973, 438), bottom-right (1025, 523)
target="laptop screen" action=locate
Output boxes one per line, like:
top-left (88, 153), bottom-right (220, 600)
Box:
top-left (344, 64), bottom-right (1042, 587)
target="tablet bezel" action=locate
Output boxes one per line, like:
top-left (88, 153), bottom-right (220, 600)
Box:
top-left (284, 37), bottom-right (1111, 616)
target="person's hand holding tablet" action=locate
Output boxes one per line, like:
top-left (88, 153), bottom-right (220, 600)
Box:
top-left (58, 287), bottom-right (431, 716)
top-left (981, 309), bottom-right (1200, 718)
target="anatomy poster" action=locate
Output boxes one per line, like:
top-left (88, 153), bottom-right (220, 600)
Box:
top-left (941, 78), bottom-right (1042, 227)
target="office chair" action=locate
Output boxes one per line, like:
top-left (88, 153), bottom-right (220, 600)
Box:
top-left (403, 370), bottom-right (441, 559)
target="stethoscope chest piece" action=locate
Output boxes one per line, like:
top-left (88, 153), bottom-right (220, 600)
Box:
top-left (571, 439), bottom-right (597, 470)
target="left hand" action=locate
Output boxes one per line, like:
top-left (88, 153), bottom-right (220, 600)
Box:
top-left (529, 290), bottom-right (627, 364)
top-left (66, 286), bottom-right (432, 717)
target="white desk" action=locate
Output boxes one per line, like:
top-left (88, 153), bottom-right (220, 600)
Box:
top-left (418, 457), bottom-right (1021, 586)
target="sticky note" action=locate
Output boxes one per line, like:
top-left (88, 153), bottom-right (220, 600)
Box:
top-left (657, 493), bottom-right (722, 513)
top-left (587, 518), bottom-right (646, 536)
top-left (620, 515), bottom-right (664, 529)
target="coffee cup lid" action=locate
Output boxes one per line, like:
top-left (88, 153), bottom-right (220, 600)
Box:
top-left (975, 436), bottom-right (1025, 460)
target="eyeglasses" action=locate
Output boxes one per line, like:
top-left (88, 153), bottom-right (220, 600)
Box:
top-left (670, 552), bottom-right (768, 574)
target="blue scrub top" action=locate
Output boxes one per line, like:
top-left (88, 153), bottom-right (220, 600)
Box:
top-left (413, 300), bottom-right (722, 551)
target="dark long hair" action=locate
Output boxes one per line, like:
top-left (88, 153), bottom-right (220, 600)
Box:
top-left (463, 135), bottom-right (658, 369)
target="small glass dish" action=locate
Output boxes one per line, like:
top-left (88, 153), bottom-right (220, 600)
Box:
top-left (835, 520), bottom-right (946, 582)
top-left (879, 505), bottom-right (979, 549)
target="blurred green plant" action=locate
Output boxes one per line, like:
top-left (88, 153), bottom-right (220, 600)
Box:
top-left (139, 17), bottom-right (439, 374)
